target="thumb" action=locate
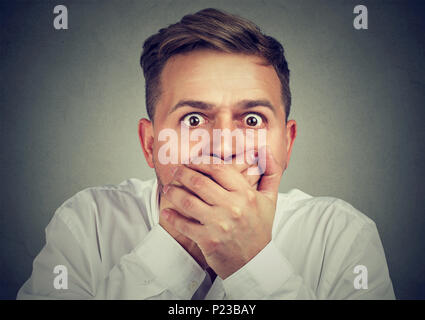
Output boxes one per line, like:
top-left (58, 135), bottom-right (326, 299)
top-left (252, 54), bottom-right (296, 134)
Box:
top-left (257, 146), bottom-right (284, 201)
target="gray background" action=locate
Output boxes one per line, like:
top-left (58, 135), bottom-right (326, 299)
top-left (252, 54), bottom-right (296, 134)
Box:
top-left (1, 0), bottom-right (424, 299)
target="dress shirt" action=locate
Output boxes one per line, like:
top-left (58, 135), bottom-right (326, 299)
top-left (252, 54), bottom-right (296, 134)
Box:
top-left (17, 177), bottom-right (395, 299)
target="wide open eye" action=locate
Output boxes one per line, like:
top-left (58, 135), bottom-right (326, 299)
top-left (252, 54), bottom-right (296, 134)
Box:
top-left (182, 113), bottom-right (206, 128)
top-left (243, 113), bottom-right (263, 128)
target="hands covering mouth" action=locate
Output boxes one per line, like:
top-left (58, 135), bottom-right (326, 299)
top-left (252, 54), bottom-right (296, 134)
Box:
top-left (159, 146), bottom-right (284, 279)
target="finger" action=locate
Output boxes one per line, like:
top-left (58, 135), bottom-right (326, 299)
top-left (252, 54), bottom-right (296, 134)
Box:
top-left (172, 166), bottom-right (228, 206)
top-left (186, 156), bottom-right (250, 191)
top-left (257, 146), bottom-right (284, 201)
top-left (241, 165), bottom-right (261, 188)
top-left (163, 184), bottom-right (213, 224)
top-left (161, 208), bottom-right (202, 242)
top-left (193, 153), bottom-right (259, 188)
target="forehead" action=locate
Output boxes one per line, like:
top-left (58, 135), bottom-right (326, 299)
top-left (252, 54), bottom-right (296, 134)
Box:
top-left (158, 50), bottom-right (283, 109)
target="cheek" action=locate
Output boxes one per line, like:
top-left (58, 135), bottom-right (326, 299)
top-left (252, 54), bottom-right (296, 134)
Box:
top-left (155, 163), bottom-right (180, 186)
top-left (267, 131), bottom-right (287, 166)
top-left (152, 140), bottom-right (179, 185)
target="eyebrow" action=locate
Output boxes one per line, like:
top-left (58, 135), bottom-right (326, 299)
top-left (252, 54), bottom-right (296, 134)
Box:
top-left (169, 99), bottom-right (277, 115)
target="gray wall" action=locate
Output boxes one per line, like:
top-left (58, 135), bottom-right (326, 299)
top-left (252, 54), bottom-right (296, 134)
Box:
top-left (1, 0), bottom-right (424, 299)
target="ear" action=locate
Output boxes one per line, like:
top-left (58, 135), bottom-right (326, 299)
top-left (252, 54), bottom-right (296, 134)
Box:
top-left (138, 118), bottom-right (155, 168)
top-left (284, 119), bottom-right (297, 170)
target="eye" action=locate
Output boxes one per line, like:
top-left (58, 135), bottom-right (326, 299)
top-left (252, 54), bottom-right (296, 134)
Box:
top-left (243, 113), bottom-right (263, 128)
top-left (182, 113), bottom-right (206, 128)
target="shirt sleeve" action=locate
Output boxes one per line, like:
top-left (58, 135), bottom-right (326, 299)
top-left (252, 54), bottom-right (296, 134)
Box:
top-left (222, 222), bottom-right (395, 300)
top-left (17, 213), bottom-right (205, 300)
top-left (222, 240), bottom-right (317, 299)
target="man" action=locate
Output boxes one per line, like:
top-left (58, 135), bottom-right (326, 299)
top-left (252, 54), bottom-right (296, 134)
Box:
top-left (18, 8), bottom-right (394, 299)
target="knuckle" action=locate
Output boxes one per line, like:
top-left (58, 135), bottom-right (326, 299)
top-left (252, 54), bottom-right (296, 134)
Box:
top-left (174, 167), bottom-right (183, 179)
top-left (246, 190), bottom-right (256, 202)
top-left (181, 197), bottom-right (193, 211)
top-left (218, 220), bottom-right (231, 232)
top-left (230, 206), bottom-right (242, 219)
top-left (166, 211), bottom-right (175, 224)
top-left (190, 175), bottom-right (205, 188)
top-left (245, 190), bottom-right (257, 207)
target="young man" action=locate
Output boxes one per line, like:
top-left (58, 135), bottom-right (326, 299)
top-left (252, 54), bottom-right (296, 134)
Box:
top-left (18, 8), bottom-right (394, 299)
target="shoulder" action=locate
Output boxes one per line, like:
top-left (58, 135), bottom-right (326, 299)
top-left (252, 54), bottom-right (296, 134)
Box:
top-left (272, 189), bottom-right (384, 280)
top-left (56, 178), bottom-right (155, 215)
top-left (64, 177), bottom-right (155, 202)
top-left (50, 177), bottom-right (157, 242)
top-left (274, 188), bottom-right (377, 240)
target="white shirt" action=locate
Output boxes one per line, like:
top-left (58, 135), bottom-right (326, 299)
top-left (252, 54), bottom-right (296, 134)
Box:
top-left (17, 177), bottom-right (395, 299)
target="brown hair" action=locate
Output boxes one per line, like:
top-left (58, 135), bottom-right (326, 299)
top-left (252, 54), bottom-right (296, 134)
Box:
top-left (140, 8), bottom-right (291, 122)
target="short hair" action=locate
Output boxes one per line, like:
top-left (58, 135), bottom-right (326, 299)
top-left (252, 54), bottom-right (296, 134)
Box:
top-left (140, 8), bottom-right (291, 122)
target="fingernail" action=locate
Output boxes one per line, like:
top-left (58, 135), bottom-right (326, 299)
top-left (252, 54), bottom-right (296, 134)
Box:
top-left (248, 151), bottom-right (257, 164)
top-left (190, 155), bottom-right (201, 164)
top-left (162, 184), bottom-right (170, 194)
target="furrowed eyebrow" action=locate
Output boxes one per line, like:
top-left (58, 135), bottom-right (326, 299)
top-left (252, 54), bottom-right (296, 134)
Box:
top-left (236, 99), bottom-right (277, 115)
top-left (169, 99), bottom-right (277, 115)
top-left (169, 100), bottom-right (215, 114)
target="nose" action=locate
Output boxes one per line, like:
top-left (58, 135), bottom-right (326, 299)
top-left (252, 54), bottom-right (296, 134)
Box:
top-left (210, 113), bottom-right (243, 162)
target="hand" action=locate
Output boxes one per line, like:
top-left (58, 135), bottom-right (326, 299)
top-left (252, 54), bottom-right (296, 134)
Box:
top-left (158, 159), bottom-right (262, 271)
top-left (161, 146), bottom-right (284, 279)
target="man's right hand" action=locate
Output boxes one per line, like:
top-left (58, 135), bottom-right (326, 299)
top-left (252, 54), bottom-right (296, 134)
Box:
top-left (158, 159), bottom-right (261, 271)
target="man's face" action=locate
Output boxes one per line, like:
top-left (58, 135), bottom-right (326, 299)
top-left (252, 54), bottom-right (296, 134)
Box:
top-left (139, 49), bottom-right (296, 189)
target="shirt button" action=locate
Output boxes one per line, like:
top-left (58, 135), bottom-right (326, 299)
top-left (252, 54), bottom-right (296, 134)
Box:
top-left (189, 280), bottom-right (198, 291)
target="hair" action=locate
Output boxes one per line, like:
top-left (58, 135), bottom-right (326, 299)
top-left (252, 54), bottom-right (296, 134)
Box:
top-left (140, 8), bottom-right (291, 123)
